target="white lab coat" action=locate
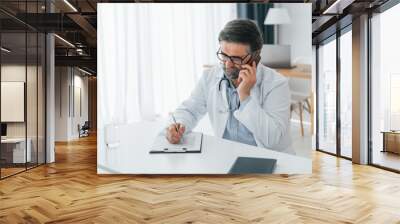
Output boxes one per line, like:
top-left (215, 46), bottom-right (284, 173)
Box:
top-left (170, 64), bottom-right (293, 154)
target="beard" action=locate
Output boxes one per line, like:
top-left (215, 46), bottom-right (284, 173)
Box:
top-left (221, 63), bottom-right (241, 80)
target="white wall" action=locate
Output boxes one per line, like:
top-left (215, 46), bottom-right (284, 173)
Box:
top-left (1, 65), bottom-right (29, 141)
top-left (55, 67), bottom-right (89, 141)
top-left (55, 66), bottom-right (68, 141)
top-left (1, 65), bottom-right (40, 137)
top-left (277, 3), bottom-right (312, 65)
top-left (1, 63), bottom-right (46, 163)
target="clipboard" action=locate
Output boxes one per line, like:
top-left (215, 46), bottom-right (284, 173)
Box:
top-left (149, 132), bottom-right (203, 154)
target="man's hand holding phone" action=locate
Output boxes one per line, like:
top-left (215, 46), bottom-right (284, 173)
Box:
top-left (237, 59), bottom-right (258, 102)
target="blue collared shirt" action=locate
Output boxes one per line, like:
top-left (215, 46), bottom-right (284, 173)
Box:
top-left (222, 80), bottom-right (257, 146)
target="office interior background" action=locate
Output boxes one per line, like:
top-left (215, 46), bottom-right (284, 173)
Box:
top-left (1, 0), bottom-right (400, 222)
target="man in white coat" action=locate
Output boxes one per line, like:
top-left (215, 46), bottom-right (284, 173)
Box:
top-left (165, 19), bottom-right (292, 154)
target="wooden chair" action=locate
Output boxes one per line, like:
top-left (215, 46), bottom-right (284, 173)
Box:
top-left (288, 77), bottom-right (311, 136)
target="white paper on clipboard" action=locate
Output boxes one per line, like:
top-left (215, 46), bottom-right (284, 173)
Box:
top-left (149, 132), bottom-right (203, 153)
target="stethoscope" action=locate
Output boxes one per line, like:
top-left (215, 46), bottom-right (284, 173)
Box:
top-left (217, 73), bottom-right (241, 136)
top-left (218, 74), bottom-right (232, 91)
top-left (218, 73), bottom-right (240, 109)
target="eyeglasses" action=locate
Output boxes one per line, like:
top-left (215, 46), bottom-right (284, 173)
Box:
top-left (216, 48), bottom-right (251, 66)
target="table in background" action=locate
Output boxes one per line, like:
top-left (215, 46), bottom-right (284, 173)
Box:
top-left (1, 138), bottom-right (32, 166)
top-left (381, 131), bottom-right (400, 154)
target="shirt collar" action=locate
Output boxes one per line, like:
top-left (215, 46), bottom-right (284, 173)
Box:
top-left (226, 76), bottom-right (235, 89)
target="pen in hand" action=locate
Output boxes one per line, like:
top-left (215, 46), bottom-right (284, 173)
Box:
top-left (171, 113), bottom-right (180, 133)
top-left (167, 112), bottom-right (185, 144)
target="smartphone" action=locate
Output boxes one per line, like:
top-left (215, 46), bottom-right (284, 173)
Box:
top-left (227, 54), bottom-right (261, 80)
top-left (240, 54), bottom-right (261, 70)
top-left (253, 54), bottom-right (261, 65)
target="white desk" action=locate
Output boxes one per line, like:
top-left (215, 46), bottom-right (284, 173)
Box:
top-left (98, 121), bottom-right (312, 174)
top-left (1, 138), bottom-right (31, 163)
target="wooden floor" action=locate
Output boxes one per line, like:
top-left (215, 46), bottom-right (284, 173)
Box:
top-left (1, 163), bottom-right (44, 178)
top-left (0, 167), bottom-right (26, 178)
top-left (1, 135), bottom-right (400, 223)
top-left (372, 150), bottom-right (400, 171)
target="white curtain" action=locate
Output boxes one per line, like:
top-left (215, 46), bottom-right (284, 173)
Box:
top-left (98, 3), bottom-right (237, 126)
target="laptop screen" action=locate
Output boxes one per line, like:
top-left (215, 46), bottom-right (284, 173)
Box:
top-left (260, 44), bottom-right (292, 68)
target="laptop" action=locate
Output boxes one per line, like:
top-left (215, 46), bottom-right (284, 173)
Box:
top-left (260, 44), bottom-right (293, 68)
top-left (228, 157), bottom-right (277, 174)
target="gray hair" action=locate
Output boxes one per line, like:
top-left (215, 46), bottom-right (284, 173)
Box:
top-left (218, 19), bottom-right (263, 53)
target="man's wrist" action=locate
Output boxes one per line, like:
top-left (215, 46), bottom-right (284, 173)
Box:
top-left (239, 92), bottom-right (250, 102)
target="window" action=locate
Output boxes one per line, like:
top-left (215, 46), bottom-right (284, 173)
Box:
top-left (340, 29), bottom-right (352, 158)
top-left (0, 2), bottom-right (47, 179)
top-left (317, 37), bottom-right (337, 154)
top-left (390, 74), bottom-right (400, 130)
top-left (371, 3), bottom-right (400, 171)
top-left (316, 27), bottom-right (352, 159)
